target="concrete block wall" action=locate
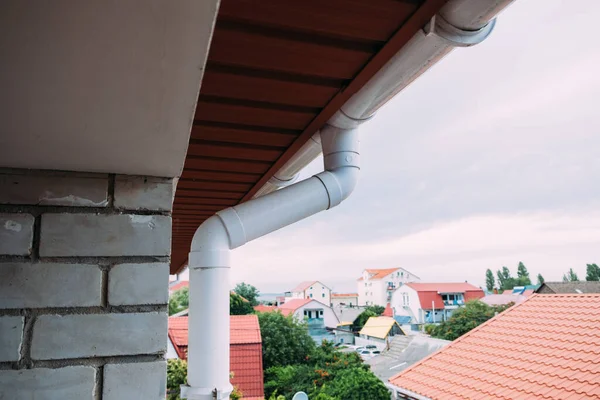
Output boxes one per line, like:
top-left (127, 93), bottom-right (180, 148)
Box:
top-left (0, 169), bottom-right (173, 400)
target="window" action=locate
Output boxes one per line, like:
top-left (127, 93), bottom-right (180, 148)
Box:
top-left (364, 283), bottom-right (367, 287)
top-left (310, 286), bottom-right (313, 289)
top-left (319, 310), bottom-right (323, 316)
top-left (322, 293), bottom-right (325, 298)
top-left (310, 293), bottom-right (313, 298)
top-left (304, 310), bottom-right (308, 316)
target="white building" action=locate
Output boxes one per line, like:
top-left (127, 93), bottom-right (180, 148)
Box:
top-left (288, 280), bottom-right (331, 306)
top-left (357, 268), bottom-right (420, 306)
top-left (331, 293), bottom-right (359, 307)
top-left (278, 298), bottom-right (339, 329)
top-left (391, 283), bottom-right (485, 324)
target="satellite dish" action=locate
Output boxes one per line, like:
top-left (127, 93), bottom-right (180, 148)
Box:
top-left (292, 392), bottom-right (309, 400)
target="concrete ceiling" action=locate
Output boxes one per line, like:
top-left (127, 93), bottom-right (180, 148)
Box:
top-left (0, 0), bottom-right (219, 178)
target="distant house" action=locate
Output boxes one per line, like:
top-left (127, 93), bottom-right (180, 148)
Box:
top-left (167, 315), bottom-right (264, 400)
top-left (388, 294), bottom-right (600, 399)
top-left (357, 316), bottom-right (405, 351)
top-left (334, 322), bottom-right (355, 345)
top-left (331, 292), bottom-right (358, 307)
top-left (536, 281), bottom-right (600, 294)
top-left (391, 283), bottom-right (485, 324)
top-left (288, 281), bottom-right (331, 305)
top-left (277, 298), bottom-right (339, 329)
top-left (358, 268), bottom-right (420, 306)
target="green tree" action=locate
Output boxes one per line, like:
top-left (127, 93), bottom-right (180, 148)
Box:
top-left (169, 287), bottom-right (189, 316)
top-left (167, 359), bottom-right (243, 400)
top-left (230, 292), bottom-right (254, 315)
top-left (233, 282), bottom-right (260, 306)
top-left (537, 273), bottom-right (545, 285)
top-left (496, 266), bottom-right (517, 291)
top-left (264, 342), bottom-right (387, 400)
top-left (516, 262), bottom-right (532, 286)
top-left (258, 311), bottom-right (316, 370)
top-left (352, 305), bottom-right (385, 331)
top-left (167, 359), bottom-right (187, 400)
top-left (586, 263), bottom-right (600, 281)
top-left (485, 269), bottom-right (495, 291)
top-left (319, 367), bottom-right (390, 400)
top-left (563, 268), bottom-right (579, 282)
top-left (430, 300), bottom-right (512, 341)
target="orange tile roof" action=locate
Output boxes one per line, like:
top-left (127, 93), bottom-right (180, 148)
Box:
top-left (332, 293), bottom-right (358, 297)
top-left (357, 268), bottom-right (400, 281)
top-left (389, 294), bottom-right (600, 400)
top-left (168, 315), bottom-right (264, 398)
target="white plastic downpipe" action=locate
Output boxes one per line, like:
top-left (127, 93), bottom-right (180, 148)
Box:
top-left (253, 132), bottom-right (322, 198)
top-left (182, 124), bottom-right (359, 400)
top-left (182, 0), bottom-right (515, 398)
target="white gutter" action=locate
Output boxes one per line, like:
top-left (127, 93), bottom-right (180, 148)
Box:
top-left (254, 0), bottom-right (515, 198)
top-left (182, 0), bottom-right (515, 398)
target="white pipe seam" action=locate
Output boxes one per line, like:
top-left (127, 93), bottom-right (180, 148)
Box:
top-left (184, 124), bottom-right (360, 399)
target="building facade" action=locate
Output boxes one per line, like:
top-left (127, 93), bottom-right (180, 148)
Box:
top-left (288, 281), bottom-right (331, 306)
top-left (358, 268), bottom-right (420, 306)
top-left (391, 283), bottom-right (485, 324)
top-left (331, 293), bottom-right (359, 307)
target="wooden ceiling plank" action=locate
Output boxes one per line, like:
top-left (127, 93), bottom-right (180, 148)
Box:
top-left (187, 141), bottom-right (284, 163)
top-left (218, 0), bottom-right (419, 43)
top-left (241, 0), bottom-right (448, 202)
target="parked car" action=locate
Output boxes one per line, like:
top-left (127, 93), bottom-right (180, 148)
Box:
top-left (365, 345), bottom-right (377, 350)
top-left (358, 349), bottom-right (381, 360)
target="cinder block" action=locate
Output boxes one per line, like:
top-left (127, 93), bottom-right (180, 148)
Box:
top-left (0, 366), bottom-right (95, 400)
top-left (0, 316), bottom-right (24, 362)
top-left (114, 175), bottom-right (173, 211)
top-left (103, 361), bottom-right (167, 400)
top-left (109, 263), bottom-right (169, 306)
top-left (0, 263), bottom-right (101, 308)
top-left (0, 213), bottom-right (34, 255)
top-left (0, 172), bottom-right (108, 207)
top-left (40, 214), bottom-right (171, 257)
top-left (31, 312), bottom-right (167, 360)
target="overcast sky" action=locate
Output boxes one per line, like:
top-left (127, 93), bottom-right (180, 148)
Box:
top-left (230, 0), bottom-right (600, 293)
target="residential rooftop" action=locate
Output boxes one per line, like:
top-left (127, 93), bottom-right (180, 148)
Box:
top-left (389, 294), bottom-right (600, 399)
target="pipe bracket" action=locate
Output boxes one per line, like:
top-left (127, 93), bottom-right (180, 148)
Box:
top-left (425, 14), bottom-right (496, 47)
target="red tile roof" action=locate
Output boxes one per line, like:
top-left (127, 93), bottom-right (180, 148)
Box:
top-left (290, 280), bottom-right (328, 292)
top-left (332, 293), bottom-right (358, 297)
top-left (389, 294), bottom-right (600, 400)
top-left (169, 280), bottom-right (189, 292)
top-left (254, 305), bottom-right (276, 313)
top-left (167, 315), bottom-right (264, 399)
top-left (383, 303), bottom-right (393, 317)
top-left (416, 291), bottom-right (444, 310)
top-left (276, 298), bottom-right (313, 316)
top-left (357, 268), bottom-right (399, 281)
top-left (231, 343), bottom-right (264, 398)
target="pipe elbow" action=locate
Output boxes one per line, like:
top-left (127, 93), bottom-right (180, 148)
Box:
top-left (189, 214), bottom-right (232, 269)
